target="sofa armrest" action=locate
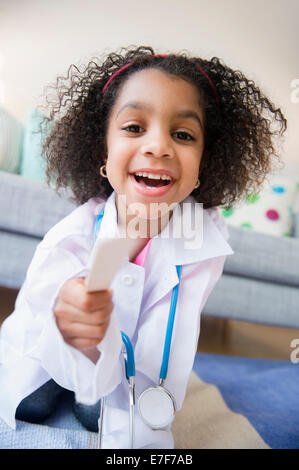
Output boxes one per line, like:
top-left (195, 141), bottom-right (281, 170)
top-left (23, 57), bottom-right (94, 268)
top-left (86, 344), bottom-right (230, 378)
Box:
top-left (204, 274), bottom-right (299, 329)
top-left (224, 225), bottom-right (299, 287)
top-left (0, 171), bottom-right (77, 238)
top-left (0, 231), bottom-right (41, 289)
top-left (0, 171), bottom-right (78, 290)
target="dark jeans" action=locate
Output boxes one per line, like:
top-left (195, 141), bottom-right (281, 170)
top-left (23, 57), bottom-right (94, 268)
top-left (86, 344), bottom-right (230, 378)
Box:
top-left (15, 379), bottom-right (101, 432)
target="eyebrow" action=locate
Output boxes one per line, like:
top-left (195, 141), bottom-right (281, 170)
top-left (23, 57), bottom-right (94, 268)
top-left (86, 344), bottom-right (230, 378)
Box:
top-left (116, 101), bottom-right (203, 129)
top-left (176, 110), bottom-right (203, 130)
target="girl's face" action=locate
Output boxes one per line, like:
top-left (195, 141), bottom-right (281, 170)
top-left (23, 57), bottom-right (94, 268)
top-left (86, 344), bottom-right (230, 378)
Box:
top-left (105, 68), bottom-right (204, 220)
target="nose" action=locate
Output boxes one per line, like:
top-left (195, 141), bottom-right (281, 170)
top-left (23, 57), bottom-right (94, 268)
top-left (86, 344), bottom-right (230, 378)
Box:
top-left (140, 129), bottom-right (175, 159)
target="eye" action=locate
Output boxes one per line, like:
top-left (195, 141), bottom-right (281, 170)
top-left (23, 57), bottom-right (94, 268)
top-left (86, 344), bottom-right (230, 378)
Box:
top-left (122, 124), bottom-right (144, 133)
top-left (173, 131), bottom-right (195, 141)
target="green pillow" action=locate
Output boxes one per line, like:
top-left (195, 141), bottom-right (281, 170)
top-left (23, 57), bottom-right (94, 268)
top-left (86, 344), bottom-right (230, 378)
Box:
top-left (0, 107), bottom-right (23, 173)
top-left (19, 109), bottom-right (48, 181)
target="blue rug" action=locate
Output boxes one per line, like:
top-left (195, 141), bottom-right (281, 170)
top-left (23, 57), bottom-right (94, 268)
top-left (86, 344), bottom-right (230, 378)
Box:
top-left (193, 353), bottom-right (299, 449)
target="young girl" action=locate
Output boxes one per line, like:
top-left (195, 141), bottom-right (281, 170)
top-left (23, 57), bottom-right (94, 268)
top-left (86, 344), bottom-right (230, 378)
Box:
top-left (0, 46), bottom-right (286, 449)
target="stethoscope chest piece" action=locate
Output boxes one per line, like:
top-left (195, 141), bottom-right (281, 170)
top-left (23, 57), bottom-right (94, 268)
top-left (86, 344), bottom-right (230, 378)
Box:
top-left (138, 385), bottom-right (176, 429)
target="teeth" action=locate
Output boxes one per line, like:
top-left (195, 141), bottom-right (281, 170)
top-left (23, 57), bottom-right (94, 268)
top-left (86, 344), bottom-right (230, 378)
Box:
top-left (134, 171), bottom-right (172, 181)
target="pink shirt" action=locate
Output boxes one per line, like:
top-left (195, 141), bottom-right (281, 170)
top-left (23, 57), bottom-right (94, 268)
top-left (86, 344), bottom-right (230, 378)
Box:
top-left (133, 239), bottom-right (152, 266)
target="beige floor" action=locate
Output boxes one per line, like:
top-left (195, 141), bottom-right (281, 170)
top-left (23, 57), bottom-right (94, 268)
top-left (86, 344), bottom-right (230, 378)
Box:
top-left (198, 315), bottom-right (299, 360)
top-left (1, 286), bottom-right (299, 360)
top-left (0, 286), bottom-right (18, 325)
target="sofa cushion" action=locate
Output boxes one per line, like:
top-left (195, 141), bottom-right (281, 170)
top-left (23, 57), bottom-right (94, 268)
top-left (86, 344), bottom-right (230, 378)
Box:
top-left (225, 225), bottom-right (299, 287)
top-left (204, 273), bottom-right (299, 329)
top-left (0, 171), bottom-right (77, 238)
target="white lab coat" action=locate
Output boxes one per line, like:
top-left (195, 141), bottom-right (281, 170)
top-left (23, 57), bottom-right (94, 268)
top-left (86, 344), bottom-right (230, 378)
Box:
top-left (0, 191), bottom-right (233, 449)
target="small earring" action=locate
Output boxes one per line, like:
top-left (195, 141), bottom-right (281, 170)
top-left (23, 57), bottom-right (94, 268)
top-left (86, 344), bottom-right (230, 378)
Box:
top-left (99, 164), bottom-right (107, 178)
top-left (194, 179), bottom-right (200, 189)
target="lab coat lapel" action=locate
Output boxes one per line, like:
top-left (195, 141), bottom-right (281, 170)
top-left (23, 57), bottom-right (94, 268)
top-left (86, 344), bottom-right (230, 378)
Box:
top-left (95, 191), bottom-right (119, 240)
top-left (141, 197), bottom-right (233, 314)
top-left (140, 244), bottom-right (179, 315)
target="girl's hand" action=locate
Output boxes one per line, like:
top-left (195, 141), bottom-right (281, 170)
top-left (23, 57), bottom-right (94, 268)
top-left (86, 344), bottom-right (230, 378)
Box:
top-left (54, 277), bottom-right (114, 352)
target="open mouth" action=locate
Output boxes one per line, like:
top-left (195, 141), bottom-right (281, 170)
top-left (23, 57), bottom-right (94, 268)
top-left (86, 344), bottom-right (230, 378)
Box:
top-left (132, 172), bottom-right (173, 188)
top-left (129, 170), bottom-right (175, 197)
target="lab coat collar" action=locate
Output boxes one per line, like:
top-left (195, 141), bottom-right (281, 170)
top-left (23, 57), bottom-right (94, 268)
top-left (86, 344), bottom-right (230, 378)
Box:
top-left (94, 191), bottom-right (120, 239)
top-left (95, 191), bottom-right (233, 267)
top-left (151, 194), bottom-right (234, 266)
top-left (94, 192), bottom-right (233, 321)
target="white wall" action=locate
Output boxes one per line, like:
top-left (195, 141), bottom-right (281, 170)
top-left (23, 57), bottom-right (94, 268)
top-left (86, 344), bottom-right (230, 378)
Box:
top-left (0, 0), bottom-right (298, 170)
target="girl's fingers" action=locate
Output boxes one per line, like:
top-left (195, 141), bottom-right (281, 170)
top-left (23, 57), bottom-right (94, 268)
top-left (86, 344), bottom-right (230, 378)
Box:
top-left (61, 278), bottom-right (113, 312)
top-left (55, 300), bottom-right (114, 325)
top-left (59, 318), bottom-right (110, 340)
top-left (55, 279), bottom-right (114, 351)
top-left (65, 337), bottom-right (103, 350)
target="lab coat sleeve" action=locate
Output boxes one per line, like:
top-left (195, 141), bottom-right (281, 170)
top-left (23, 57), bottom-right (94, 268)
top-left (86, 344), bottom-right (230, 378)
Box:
top-left (193, 253), bottom-right (229, 356)
top-left (0, 241), bottom-right (123, 406)
top-left (197, 255), bottom-right (228, 322)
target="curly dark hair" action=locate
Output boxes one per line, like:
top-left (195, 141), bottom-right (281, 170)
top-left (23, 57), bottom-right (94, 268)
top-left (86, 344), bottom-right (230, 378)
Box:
top-left (41, 45), bottom-right (287, 209)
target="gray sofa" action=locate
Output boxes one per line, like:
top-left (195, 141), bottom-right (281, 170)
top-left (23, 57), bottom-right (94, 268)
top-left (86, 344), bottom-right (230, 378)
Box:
top-left (1, 170), bottom-right (299, 329)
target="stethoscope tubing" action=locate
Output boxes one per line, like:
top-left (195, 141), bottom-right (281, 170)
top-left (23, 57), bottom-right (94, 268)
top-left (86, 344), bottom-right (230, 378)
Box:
top-left (122, 332), bottom-right (135, 449)
top-left (97, 396), bottom-right (105, 449)
top-left (160, 265), bottom-right (181, 380)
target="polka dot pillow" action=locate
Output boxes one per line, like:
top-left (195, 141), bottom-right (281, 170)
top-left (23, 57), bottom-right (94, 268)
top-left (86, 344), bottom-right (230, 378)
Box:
top-left (221, 175), bottom-right (299, 238)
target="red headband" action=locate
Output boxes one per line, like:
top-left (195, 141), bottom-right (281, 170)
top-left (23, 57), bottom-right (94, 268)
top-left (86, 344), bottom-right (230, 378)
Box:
top-left (102, 55), bottom-right (219, 104)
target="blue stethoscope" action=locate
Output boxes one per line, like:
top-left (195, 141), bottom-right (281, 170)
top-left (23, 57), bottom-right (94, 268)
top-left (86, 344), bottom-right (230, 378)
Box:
top-left (94, 207), bottom-right (181, 449)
